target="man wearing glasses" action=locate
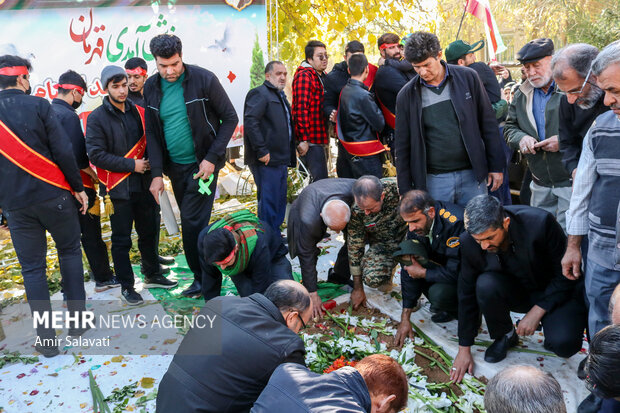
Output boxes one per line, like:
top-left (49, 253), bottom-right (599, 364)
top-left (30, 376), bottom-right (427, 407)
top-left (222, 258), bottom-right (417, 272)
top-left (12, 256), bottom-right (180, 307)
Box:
top-left (292, 40), bottom-right (330, 182)
top-left (505, 38), bottom-right (572, 231)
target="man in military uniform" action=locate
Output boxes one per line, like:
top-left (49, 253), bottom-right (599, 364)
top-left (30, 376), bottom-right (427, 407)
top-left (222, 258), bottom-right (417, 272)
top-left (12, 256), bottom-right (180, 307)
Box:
top-left (393, 190), bottom-right (464, 347)
top-left (348, 175), bottom-right (407, 309)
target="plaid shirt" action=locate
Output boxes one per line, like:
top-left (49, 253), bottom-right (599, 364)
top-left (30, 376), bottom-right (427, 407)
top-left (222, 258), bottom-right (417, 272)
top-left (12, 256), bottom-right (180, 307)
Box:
top-left (292, 64), bottom-right (329, 145)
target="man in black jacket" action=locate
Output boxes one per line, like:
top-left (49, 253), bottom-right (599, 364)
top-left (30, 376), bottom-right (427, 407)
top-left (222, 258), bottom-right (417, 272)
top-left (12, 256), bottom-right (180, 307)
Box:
top-left (451, 195), bottom-right (586, 383)
top-left (51, 70), bottom-right (118, 292)
top-left (156, 280), bottom-right (310, 413)
top-left (287, 178), bottom-right (355, 318)
top-left (337, 54), bottom-right (385, 178)
top-left (124, 57), bottom-right (148, 108)
top-left (86, 65), bottom-right (177, 306)
top-left (244, 61), bottom-right (295, 233)
top-left (0, 55), bottom-right (88, 357)
top-left (551, 43), bottom-right (608, 180)
top-left (145, 34), bottom-right (239, 298)
top-left (394, 190), bottom-right (463, 347)
top-left (395, 32), bottom-right (504, 207)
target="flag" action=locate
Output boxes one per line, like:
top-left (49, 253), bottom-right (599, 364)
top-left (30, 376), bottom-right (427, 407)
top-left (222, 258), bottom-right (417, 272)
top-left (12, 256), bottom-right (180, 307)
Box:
top-left (465, 0), bottom-right (506, 61)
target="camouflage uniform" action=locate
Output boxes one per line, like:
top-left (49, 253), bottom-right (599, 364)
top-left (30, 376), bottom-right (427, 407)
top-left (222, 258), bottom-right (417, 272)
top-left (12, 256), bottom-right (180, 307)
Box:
top-left (348, 178), bottom-right (407, 287)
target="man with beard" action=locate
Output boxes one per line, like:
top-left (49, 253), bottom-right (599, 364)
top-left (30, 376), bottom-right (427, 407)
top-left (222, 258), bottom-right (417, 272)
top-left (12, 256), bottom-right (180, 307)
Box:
top-left (551, 44), bottom-right (609, 180)
top-left (505, 38), bottom-right (572, 230)
top-left (51, 70), bottom-right (118, 292)
top-left (86, 66), bottom-right (177, 306)
top-left (243, 61), bottom-right (295, 233)
top-left (373, 33), bottom-right (415, 156)
top-left (393, 190), bottom-right (463, 348)
top-left (124, 57), bottom-right (148, 108)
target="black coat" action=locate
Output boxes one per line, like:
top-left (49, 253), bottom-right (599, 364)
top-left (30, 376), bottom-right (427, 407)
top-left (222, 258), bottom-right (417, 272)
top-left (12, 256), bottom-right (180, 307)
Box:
top-left (323, 60), bottom-right (350, 118)
top-left (401, 201), bottom-right (464, 309)
top-left (0, 89), bottom-right (83, 210)
top-left (394, 62), bottom-right (505, 194)
top-left (337, 79), bottom-right (384, 143)
top-left (156, 293), bottom-right (305, 413)
top-left (468, 62), bottom-right (501, 104)
top-left (243, 80), bottom-right (295, 167)
top-left (457, 205), bottom-right (579, 346)
top-left (143, 64), bottom-right (239, 177)
top-left (51, 99), bottom-right (89, 169)
top-left (85, 97), bottom-right (150, 200)
top-left (558, 93), bottom-right (608, 174)
top-left (287, 178), bottom-right (356, 293)
top-left (373, 58), bottom-right (415, 120)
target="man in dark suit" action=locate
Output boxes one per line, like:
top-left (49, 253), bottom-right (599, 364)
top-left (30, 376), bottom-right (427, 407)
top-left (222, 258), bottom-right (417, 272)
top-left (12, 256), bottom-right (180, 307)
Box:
top-left (287, 178), bottom-right (356, 318)
top-left (244, 61), bottom-right (296, 233)
top-left (451, 195), bottom-right (586, 383)
top-left (156, 280), bottom-right (310, 413)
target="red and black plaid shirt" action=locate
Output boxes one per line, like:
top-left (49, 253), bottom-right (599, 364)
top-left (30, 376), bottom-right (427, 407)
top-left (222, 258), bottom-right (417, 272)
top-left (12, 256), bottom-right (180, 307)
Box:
top-left (292, 65), bottom-right (329, 145)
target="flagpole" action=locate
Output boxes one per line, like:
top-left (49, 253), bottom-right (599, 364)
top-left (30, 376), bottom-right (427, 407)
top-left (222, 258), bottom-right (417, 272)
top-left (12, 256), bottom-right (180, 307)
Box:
top-left (455, 0), bottom-right (469, 40)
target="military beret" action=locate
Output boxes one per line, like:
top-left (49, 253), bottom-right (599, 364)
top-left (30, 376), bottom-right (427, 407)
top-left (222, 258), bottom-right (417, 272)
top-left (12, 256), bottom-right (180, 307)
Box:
top-left (516, 38), bottom-right (554, 64)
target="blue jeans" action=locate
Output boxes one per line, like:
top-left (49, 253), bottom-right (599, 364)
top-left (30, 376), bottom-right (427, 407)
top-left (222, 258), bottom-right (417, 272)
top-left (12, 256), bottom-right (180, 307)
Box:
top-left (425, 169), bottom-right (487, 207)
top-left (301, 144), bottom-right (328, 182)
top-left (249, 164), bottom-right (288, 233)
top-left (585, 260), bottom-right (620, 335)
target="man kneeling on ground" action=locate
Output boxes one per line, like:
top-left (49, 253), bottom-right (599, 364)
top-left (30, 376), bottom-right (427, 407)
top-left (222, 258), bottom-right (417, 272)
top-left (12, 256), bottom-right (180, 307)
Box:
top-left (252, 354), bottom-right (408, 413)
top-left (199, 209), bottom-right (293, 301)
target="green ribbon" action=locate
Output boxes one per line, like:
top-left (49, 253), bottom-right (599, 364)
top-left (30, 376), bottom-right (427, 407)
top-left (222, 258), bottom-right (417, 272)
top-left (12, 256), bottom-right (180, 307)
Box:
top-left (197, 174), bottom-right (214, 195)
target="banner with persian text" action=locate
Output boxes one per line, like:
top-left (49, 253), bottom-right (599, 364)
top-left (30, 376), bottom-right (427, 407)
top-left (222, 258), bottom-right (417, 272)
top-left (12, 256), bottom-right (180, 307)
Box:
top-left (0, 0), bottom-right (266, 147)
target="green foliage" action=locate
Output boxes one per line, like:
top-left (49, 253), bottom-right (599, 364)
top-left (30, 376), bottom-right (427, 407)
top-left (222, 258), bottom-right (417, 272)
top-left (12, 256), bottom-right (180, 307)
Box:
top-left (568, 3), bottom-right (620, 48)
top-left (0, 351), bottom-right (39, 369)
top-left (250, 32), bottom-right (266, 89)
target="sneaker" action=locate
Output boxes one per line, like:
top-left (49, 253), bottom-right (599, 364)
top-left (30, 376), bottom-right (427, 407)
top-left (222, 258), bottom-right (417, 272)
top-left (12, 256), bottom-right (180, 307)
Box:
top-left (35, 343), bottom-right (60, 358)
top-left (158, 255), bottom-right (176, 265)
top-left (143, 275), bottom-right (178, 289)
top-left (95, 278), bottom-right (121, 293)
top-left (121, 288), bottom-right (144, 306)
top-left (484, 329), bottom-right (519, 363)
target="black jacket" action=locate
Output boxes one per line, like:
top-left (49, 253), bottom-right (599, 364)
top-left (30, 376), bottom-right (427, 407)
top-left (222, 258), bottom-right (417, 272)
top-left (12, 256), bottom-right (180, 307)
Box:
top-left (373, 58), bottom-right (415, 122)
top-left (394, 62), bottom-right (505, 194)
top-left (338, 79), bottom-right (384, 143)
top-left (156, 294), bottom-right (306, 413)
top-left (402, 201), bottom-right (464, 309)
top-left (323, 60), bottom-right (350, 118)
top-left (200, 222), bottom-right (289, 301)
top-left (558, 93), bottom-right (608, 174)
top-left (143, 64), bottom-right (239, 177)
top-left (287, 178), bottom-right (356, 293)
top-left (128, 90), bottom-right (145, 108)
top-left (457, 205), bottom-right (579, 346)
top-left (51, 99), bottom-right (89, 169)
top-left (243, 80), bottom-right (295, 167)
top-left (468, 62), bottom-right (501, 104)
top-left (0, 89), bottom-right (83, 211)
top-left (85, 97), bottom-right (150, 200)
top-left (252, 364), bottom-right (371, 413)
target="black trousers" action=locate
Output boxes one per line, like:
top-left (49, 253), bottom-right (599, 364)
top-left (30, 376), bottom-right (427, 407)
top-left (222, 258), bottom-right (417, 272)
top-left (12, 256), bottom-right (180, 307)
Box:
top-left (331, 240), bottom-right (351, 282)
top-left (168, 162), bottom-right (218, 285)
top-left (346, 152), bottom-right (383, 179)
top-left (78, 188), bottom-right (113, 283)
top-left (476, 271), bottom-right (587, 358)
top-left (4, 193), bottom-right (85, 340)
top-left (110, 191), bottom-right (160, 289)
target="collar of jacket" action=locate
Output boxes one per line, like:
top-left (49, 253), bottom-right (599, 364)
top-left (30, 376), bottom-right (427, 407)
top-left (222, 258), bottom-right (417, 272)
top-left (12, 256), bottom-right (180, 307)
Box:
top-left (263, 80), bottom-right (281, 92)
top-left (518, 78), bottom-right (557, 97)
top-left (248, 293), bottom-right (288, 326)
top-left (331, 367), bottom-right (372, 411)
top-left (332, 60), bottom-right (348, 73)
top-left (152, 63), bottom-right (193, 91)
top-left (346, 78), bottom-right (368, 90)
top-left (51, 98), bottom-right (75, 113)
top-left (0, 89), bottom-right (26, 98)
top-left (102, 95), bottom-right (138, 117)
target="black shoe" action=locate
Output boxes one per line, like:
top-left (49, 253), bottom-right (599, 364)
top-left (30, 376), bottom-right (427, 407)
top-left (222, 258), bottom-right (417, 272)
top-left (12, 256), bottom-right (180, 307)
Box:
top-left (35, 343), bottom-right (60, 358)
top-left (577, 356), bottom-right (588, 380)
top-left (182, 280), bottom-right (202, 298)
top-left (431, 311), bottom-right (455, 323)
top-left (144, 275), bottom-right (178, 289)
top-left (68, 325), bottom-right (91, 337)
top-left (484, 330), bottom-right (519, 363)
top-left (326, 268), bottom-right (351, 285)
top-left (141, 264), bottom-right (170, 276)
top-left (121, 288), bottom-right (144, 306)
top-left (95, 277), bottom-right (121, 293)
top-left (158, 255), bottom-right (176, 265)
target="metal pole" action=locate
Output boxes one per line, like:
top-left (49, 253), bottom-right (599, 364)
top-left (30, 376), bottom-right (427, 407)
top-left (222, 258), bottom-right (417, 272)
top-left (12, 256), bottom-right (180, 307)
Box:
top-left (455, 0), bottom-right (469, 40)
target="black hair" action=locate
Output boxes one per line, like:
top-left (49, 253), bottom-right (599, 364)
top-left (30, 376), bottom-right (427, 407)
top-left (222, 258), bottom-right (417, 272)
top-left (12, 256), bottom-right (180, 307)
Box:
top-left (352, 175), bottom-right (383, 202)
top-left (0, 55), bottom-right (32, 89)
top-left (264, 60), bottom-right (284, 74)
top-left (124, 57), bottom-right (148, 71)
top-left (345, 40), bottom-right (365, 54)
top-left (57, 70), bottom-right (87, 94)
top-left (399, 190), bottom-right (435, 215)
top-left (404, 31), bottom-right (442, 64)
top-left (149, 34), bottom-right (183, 59)
top-left (585, 325), bottom-right (620, 399)
top-left (304, 40), bottom-right (326, 61)
top-left (107, 73), bottom-right (127, 89)
top-left (348, 54), bottom-right (368, 77)
top-left (203, 228), bottom-right (236, 264)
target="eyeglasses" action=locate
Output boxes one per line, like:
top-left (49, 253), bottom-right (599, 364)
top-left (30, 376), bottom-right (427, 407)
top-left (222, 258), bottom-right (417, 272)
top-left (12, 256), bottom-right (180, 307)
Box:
top-left (558, 68), bottom-right (592, 96)
top-left (315, 54), bottom-right (329, 61)
top-left (294, 310), bottom-right (307, 330)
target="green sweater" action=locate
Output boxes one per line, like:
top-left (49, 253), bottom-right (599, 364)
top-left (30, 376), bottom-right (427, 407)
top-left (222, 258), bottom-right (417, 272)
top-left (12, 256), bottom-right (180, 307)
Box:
top-left (160, 72), bottom-right (195, 164)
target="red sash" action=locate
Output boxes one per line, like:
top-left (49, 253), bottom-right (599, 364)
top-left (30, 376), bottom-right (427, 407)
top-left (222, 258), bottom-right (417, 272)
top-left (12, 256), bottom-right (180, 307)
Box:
top-left (80, 170), bottom-right (95, 190)
top-left (0, 119), bottom-right (73, 191)
top-left (95, 105), bottom-right (147, 191)
top-left (336, 91), bottom-right (387, 157)
top-left (376, 96), bottom-right (396, 130)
